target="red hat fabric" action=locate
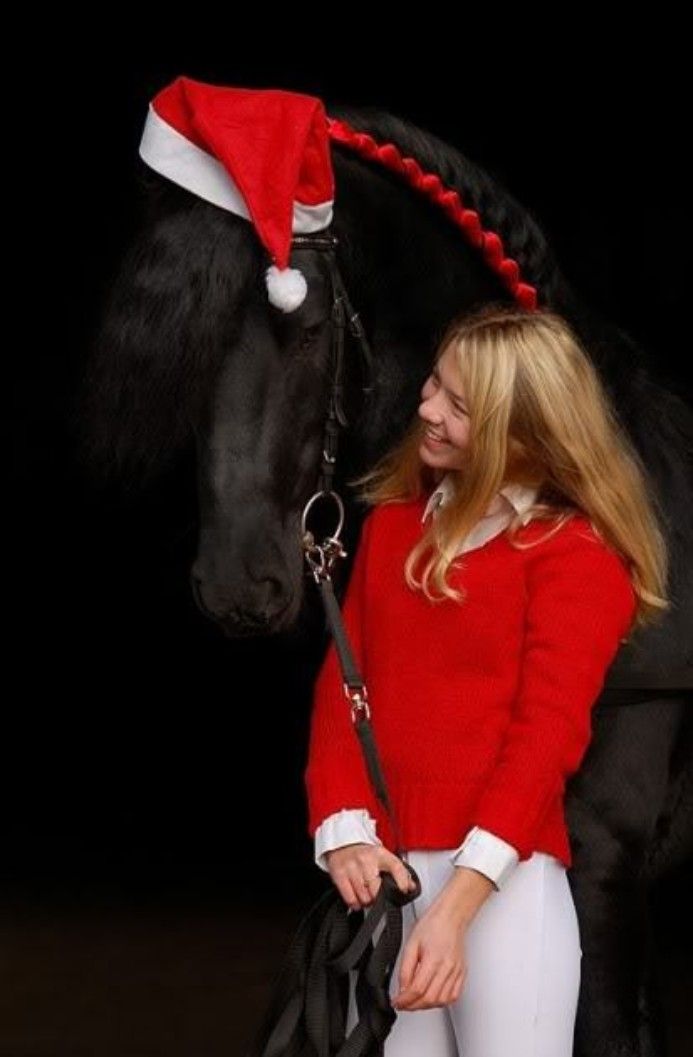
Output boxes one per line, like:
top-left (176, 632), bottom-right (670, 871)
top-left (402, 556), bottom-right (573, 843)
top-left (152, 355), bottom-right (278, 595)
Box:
top-left (138, 75), bottom-right (335, 312)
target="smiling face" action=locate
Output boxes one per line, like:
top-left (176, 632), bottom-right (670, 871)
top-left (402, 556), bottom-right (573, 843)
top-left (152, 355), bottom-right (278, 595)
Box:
top-left (418, 342), bottom-right (471, 473)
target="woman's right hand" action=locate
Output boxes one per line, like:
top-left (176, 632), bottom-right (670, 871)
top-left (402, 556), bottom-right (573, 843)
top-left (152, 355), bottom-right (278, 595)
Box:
top-left (325, 843), bottom-right (417, 911)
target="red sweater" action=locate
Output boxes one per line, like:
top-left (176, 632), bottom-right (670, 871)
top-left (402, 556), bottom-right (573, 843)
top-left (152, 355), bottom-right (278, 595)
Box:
top-left (303, 496), bottom-right (637, 867)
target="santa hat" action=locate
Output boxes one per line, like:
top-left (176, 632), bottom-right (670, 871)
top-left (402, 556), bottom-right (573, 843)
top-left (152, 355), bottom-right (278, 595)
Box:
top-left (138, 75), bottom-right (334, 313)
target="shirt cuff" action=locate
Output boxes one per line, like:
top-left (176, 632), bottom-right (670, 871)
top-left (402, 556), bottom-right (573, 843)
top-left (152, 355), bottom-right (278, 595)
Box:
top-left (314, 808), bottom-right (383, 872)
top-left (449, 825), bottom-right (520, 890)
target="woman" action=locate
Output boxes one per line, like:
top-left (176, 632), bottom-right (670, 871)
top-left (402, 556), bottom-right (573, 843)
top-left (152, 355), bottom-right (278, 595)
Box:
top-left (303, 302), bottom-right (669, 1056)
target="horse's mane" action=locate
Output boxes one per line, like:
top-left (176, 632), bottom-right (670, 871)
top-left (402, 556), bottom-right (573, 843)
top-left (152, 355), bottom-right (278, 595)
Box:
top-left (325, 102), bottom-right (579, 313)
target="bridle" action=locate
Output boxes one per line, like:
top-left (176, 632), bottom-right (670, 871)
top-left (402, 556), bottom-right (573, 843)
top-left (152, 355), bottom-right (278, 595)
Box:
top-left (293, 227), bottom-right (416, 869)
top-left (295, 230), bottom-right (375, 585)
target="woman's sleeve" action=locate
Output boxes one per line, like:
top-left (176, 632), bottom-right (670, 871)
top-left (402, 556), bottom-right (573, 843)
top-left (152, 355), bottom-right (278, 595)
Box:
top-left (303, 509), bottom-right (381, 839)
top-left (450, 826), bottom-right (520, 890)
top-left (314, 808), bottom-right (383, 872)
top-left (469, 521), bottom-right (637, 862)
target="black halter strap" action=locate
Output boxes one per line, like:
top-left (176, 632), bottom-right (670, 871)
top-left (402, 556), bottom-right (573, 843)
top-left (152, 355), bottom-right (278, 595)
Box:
top-left (290, 231), bottom-right (375, 498)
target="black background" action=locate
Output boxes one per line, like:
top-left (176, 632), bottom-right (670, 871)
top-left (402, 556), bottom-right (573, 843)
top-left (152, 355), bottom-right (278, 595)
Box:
top-left (6, 23), bottom-right (691, 1056)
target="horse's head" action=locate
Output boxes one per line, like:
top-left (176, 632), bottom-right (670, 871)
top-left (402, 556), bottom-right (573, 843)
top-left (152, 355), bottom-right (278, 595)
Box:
top-left (189, 229), bottom-right (376, 636)
top-left (78, 175), bottom-right (386, 638)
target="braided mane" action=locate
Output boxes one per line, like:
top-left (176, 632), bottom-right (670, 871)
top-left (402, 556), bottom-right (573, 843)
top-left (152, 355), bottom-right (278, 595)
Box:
top-left (328, 116), bottom-right (538, 310)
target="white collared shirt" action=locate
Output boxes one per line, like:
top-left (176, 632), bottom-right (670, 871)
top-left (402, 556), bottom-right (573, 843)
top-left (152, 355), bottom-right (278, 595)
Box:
top-left (313, 474), bottom-right (541, 891)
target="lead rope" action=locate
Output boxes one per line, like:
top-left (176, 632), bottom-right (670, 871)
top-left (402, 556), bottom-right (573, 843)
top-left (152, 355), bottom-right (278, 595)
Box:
top-left (244, 525), bottom-right (421, 1057)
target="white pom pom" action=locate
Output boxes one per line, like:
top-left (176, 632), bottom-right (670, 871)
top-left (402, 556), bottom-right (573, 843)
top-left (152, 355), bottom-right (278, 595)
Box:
top-left (265, 265), bottom-right (308, 313)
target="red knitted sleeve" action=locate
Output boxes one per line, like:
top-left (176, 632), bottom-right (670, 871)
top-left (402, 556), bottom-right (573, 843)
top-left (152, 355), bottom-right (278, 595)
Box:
top-left (303, 508), bottom-right (381, 838)
top-left (470, 518), bottom-right (637, 861)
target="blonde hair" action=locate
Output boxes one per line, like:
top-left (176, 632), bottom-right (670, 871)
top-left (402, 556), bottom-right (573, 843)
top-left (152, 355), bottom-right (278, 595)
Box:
top-left (348, 302), bottom-right (670, 635)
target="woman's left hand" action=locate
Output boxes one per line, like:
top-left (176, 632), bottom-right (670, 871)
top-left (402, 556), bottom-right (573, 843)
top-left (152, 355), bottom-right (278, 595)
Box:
top-left (391, 903), bottom-right (468, 1011)
top-left (391, 865), bottom-right (495, 1011)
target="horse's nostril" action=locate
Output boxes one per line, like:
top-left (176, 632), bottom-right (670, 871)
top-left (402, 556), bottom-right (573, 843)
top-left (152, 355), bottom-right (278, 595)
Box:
top-left (188, 565), bottom-right (293, 628)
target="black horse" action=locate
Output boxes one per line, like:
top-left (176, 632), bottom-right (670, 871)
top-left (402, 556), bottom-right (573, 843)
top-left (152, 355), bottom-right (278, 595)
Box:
top-left (77, 102), bottom-right (692, 1057)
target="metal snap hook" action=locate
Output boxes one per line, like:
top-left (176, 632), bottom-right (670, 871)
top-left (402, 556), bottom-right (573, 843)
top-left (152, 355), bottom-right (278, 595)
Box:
top-left (301, 490), bottom-right (347, 581)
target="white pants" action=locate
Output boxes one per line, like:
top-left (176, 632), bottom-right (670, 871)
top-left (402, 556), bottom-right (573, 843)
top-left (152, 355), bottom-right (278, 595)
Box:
top-left (345, 848), bottom-right (582, 1057)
